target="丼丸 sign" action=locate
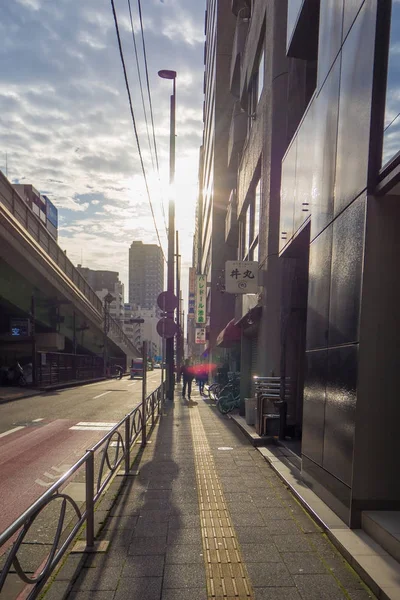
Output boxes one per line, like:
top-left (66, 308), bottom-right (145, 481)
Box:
top-left (195, 327), bottom-right (206, 344)
top-left (195, 274), bottom-right (206, 324)
top-left (225, 261), bottom-right (259, 294)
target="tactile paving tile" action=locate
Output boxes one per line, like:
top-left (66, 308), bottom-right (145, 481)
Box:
top-left (190, 407), bottom-right (253, 599)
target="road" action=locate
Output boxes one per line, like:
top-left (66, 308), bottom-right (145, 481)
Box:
top-left (0, 372), bottom-right (162, 539)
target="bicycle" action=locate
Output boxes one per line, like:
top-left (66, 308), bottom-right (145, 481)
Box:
top-left (216, 391), bottom-right (241, 414)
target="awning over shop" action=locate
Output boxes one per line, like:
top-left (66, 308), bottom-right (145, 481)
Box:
top-left (216, 319), bottom-right (241, 348)
top-left (235, 305), bottom-right (262, 329)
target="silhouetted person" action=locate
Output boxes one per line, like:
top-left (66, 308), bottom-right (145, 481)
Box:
top-left (181, 359), bottom-right (194, 400)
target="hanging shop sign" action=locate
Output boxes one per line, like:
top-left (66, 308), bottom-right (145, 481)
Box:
top-left (225, 261), bottom-right (259, 294)
top-left (188, 267), bottom-right (196, 319)
top-left (195, 327), bottom-right (206, 344)
top-left (195, 274), bottom-right (206, 324)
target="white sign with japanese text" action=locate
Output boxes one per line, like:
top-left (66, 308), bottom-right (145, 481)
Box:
top-left (195, 327), bottom-right (206, 344)
top-left (195, 274), bottom-right (206, 324)
top-left (225, 261), bottom-right (259, 294)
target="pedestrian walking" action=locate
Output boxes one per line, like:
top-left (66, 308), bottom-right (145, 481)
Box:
top-left (181, 359), bottom-right (194, 400)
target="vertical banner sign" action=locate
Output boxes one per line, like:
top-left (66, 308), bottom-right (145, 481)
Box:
top-left (195, 274), bottom-right (206, 324)
top-left (195, 327), bottom-right (206, 344)
top-left (188, 268), bottom-right (196, 319)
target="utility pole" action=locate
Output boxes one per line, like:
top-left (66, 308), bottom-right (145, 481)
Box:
top-left (158, 69), bottom-right (177, 401)
top-left (176, 230), bottom-right (181, 381)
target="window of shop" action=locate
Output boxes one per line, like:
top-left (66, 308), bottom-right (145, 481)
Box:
top-left (239, 177), bottom-right (261, 261)
top-left (247, 43), bottom-right (265, 133)
top-left (382, 3), bottom-right (400, 168)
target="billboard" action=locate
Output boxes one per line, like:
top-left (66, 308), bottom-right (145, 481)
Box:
top-left (188, 267), bottom-right (196, 319)
top-left (195, 274), bottom-right (206, 324)
top-left (44, 195), bottom-right (58, 228)
top-left (195, 327), bottom-right (206, 344)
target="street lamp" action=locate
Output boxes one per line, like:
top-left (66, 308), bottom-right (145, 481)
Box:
top-left (103, 293), bottom-right (115, 377)
top-left (158, 69), bottom-right (177, 401)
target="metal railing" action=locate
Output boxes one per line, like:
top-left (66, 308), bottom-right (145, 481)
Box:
top-left (0, 382), bottom-right (165, 599)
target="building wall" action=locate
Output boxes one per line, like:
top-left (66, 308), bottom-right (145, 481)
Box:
top-left (201, 0), bottom-right (236, 349)
top-left (279, 0), bottom-right (399, 525)
top-left (128, 241), bottom-right (164, 310)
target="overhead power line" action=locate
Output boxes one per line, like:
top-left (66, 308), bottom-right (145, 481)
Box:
top-left (110, 0), bottom-right (166, 262)
top-left (127, 0), bottom-right (168, 236)
top-left (136, 0), bottom-right (168, 232)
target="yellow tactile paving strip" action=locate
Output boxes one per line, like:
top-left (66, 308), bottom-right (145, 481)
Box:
top-left (190, 406), bottom-right (254, 600)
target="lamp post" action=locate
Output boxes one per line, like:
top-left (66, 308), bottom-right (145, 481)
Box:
top-left (103, 293), bottom-right (115, 377)
top-left (158, 69), bottom-right (177, 401)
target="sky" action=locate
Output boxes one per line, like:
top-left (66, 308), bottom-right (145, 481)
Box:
top-left (0, 0), bottom-right (205, 314)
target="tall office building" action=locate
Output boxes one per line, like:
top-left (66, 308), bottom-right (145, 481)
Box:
top-left (197, 0), bottom-right (400, 532)
top-left (128, 241), bottom-right (164, 310)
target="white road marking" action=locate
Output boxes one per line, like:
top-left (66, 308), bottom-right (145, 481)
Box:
top-left (127, 382), bottom-right (138, 387)
top-left (70, 425), bottom-right (114, 431)
top-left (0, 426), bottom-right (25, 439)
top-left (93, 391), bottom-right (112, 399)
top-left (35, 479), bottom-right (54, 487)
top-left (51, 465), bottom-right (71, 473)
top-left (76, 422), bottom-right (117, 427)
top-left (32, 418), bottom-right (44, 422)
top-left (43, 471), bottom-right (61, 480)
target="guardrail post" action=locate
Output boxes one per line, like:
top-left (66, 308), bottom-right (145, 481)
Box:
top-left (141, 341), bottom-right (147, 447)
top-left (85, 451), bottom-right (95, 549)
top-left (151, 393), bottom-right (155, 426)
top-left (125, 415), bottom-right (131, 474)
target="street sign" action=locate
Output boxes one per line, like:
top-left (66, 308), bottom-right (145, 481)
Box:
top-left (157, 291), bottom-right (178, 312)
top-left (225, 261), bottom-right (259, 294)
top-left (195, 327), bottom-right (206, 344)
top-left (188, 267), bottom-right (196, 319)
top-left (10, 318), bottom-right (31, 337)
top-left (195, 274), bottom-right (206, 324)
top-left (157, 317), bottom-right (178, 339)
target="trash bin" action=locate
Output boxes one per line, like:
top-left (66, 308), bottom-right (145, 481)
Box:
top-left (245, 397), bottom-right (256, 426)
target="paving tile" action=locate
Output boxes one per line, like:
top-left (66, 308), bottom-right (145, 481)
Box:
top-left (282, 552), bottom-right (327, 574)
top-left (165, 544), bottom-right (205, 564)
top-left (168, 514), bottom-right (201, 529)
top-left (253, 589), bottom-right (302, 600)
top-left (230, 512), bottom-right (266, 527)
top-left (240, 543), bottom-right (282, 563)
top-left (293, 573), bottom-right (347, 599)
top-left (121, 555), bottom-right (164, 577)
top-left (163, 563), bottom-right (206, 588)
top-left (103, 516), bottom-right (138, 531)
top-left (258, 506), bottom-right (294, 521)
top-left (167, 527), bottom-right (202, 545)
top-left (235, 526), bottom-right (273, 545)
top-left (132, 521), bottom-right (168, 538)
top-left (128, 536), bottom-right (167, 555)
top-left (42, 580), bottom-right (71, 600)
top-left (114, 576), bottom-right (162, 600)
top-left (161, 588), bottom-right (207, 600)
top-left (246, 561), bottom-right (295, 587)
top-left (72, 565), bottom-right (122, 591)
top-left (347, 591), bottom-right (376, 599)
top-left (68, 593), bottom-right (112, 600)
top-left (264, 519), bottom-right (303, 535)
top-left (137, 510), bottom-right (170, 523)
top-left (272, 534), bottom-right (314, 553)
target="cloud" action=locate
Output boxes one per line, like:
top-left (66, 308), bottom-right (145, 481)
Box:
top-left (1, 0), bottom-right (204, 300)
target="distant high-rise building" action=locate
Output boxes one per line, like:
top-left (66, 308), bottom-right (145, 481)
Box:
top-left (128, 242), bottom-right (164, 310)
top-left (76, 266), bottom-right (124, 323)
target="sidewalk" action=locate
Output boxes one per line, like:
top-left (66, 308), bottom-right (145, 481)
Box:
top-left (43, 386), bottom-right (376, 600)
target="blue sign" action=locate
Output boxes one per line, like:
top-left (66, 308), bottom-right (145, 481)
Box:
top-left (44, 195), bottom-right (58, 228)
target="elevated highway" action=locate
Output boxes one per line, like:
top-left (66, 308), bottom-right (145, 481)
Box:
top-left (0, 171), bottom-right (139, 381)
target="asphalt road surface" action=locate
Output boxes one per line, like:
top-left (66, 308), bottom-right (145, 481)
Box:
top-left (0, 372), bottom-right (162, 539)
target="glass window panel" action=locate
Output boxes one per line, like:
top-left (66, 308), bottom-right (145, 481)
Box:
top-left (244, 204), bottom-right (251, 258)
top-left (254, 179), bottom-right (261, 241)
top-left (257, 50), bottom-right (265, 103)
top-left (382, 4), bottom-right (400, 167)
